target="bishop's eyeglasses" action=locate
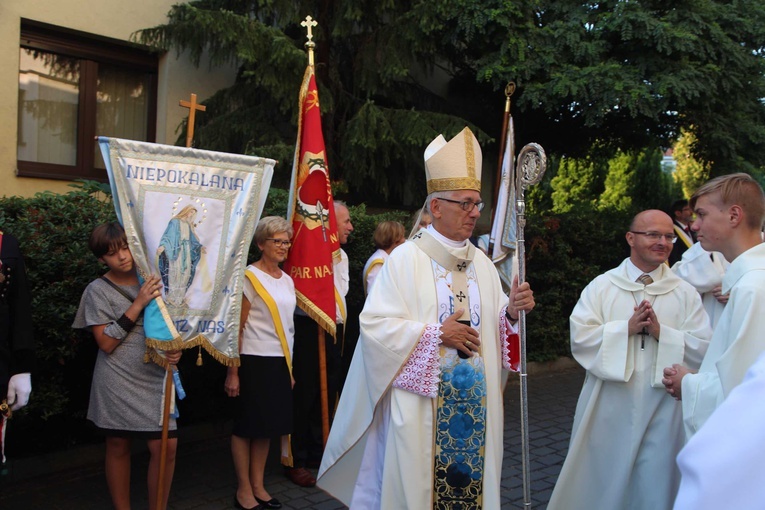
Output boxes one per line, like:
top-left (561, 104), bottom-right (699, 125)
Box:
top-left (629, 231), bottom-right (678, 243)
top-left (436, 197), bottom-right (485, 212)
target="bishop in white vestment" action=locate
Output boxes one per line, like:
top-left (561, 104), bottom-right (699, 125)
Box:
top-left (317, 128), bottom-right (534, 509)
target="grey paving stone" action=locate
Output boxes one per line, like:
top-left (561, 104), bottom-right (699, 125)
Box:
top-left (0, 366), bottom-right (585, 509)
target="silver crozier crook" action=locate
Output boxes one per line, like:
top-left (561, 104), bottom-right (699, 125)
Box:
top-left (515, 142), bottom-right (546, 508)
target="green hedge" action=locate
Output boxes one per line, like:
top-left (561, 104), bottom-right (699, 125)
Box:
top-left (0, 182), bottom-right (117, 453)
top-left (0, 184), bottom-right (630, 454)
top-left (524, 205), bottom-right (633, 361)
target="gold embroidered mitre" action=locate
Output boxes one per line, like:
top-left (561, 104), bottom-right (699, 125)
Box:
top-left (424, 127), bottom-right (482, 194)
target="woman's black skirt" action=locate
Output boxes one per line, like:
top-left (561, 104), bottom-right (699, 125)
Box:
top-left (232, 354), bottom-right (293, 438)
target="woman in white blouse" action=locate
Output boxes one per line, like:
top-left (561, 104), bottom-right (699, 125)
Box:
top-left (363, 221), bottom-right (406, 295)
top-left (225, 216), bottom-right (296, 510)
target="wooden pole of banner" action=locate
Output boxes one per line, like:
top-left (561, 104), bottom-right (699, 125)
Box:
top-left (179, 93), bottom-right (207, 148)
top-left (156, 369), bottom-right (174, 510)
top-left (155, 95), bottom-right (206, 510)
top-left (301, 14), bottom-right (331, 447)
top-left (488, 82), bottom-right (515, 255)
top-left (318, 326), bottom-right (330, 446)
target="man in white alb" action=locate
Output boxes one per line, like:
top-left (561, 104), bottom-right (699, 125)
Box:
top-left (666, 173), bottom-right (765, 510)
top-left (548, 210), bottom-right (711, 510)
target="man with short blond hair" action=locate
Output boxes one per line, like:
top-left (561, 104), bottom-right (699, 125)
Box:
top-left (663, 172), bottom-right (765, 438)
top-left (663, 173), bottom-right (765, 510)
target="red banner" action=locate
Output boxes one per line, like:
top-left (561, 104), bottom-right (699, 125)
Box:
top-left (284, 67), bottom-right (339, 336)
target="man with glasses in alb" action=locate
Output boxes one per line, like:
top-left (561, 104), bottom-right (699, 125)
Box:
top-left (316, 127), bottom-right (535, 508)
top-left (548, 209), bottom-right (711, 510)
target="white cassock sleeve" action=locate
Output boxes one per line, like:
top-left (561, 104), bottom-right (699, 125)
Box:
top-left (674, 351), bottom-right (765, 510)
top-left (570, 278), bottom-right (634, 382)
top-left (682, 281), bottom-right (765, 435)
top-left (671, 244), bottom-right (723, 294)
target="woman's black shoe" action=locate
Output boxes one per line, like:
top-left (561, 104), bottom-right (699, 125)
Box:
top-left (255, 496), bottom-right (282, 509)
top-left (233, 496), bottom-right (262, 510)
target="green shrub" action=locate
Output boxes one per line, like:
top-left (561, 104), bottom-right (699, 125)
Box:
top-left (524, 204), bottom-right (633, 361)
top-left (0, 181), bottom-right (116, 453)
top-left (343, 204), bottom-right (409, 311)
top-left (0, 180), bottom-right (633, 454)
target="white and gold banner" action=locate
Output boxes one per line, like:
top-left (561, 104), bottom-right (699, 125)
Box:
top-left (99, 137), bottom-right (275, 365)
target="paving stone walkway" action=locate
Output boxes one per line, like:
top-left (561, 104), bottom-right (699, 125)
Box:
top-left (0, 367), bottom-right (584, 509)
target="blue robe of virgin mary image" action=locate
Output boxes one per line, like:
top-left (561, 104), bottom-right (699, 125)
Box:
top-left (157, 206), bottom-right (203, 307)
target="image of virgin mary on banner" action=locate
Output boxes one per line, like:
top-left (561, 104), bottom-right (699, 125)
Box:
top-left (98, 137), bottom-right (275, 365)
top-left (157, 204), bottom-right (204, 308)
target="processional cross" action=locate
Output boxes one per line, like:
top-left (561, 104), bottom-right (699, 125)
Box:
top-left (301, 15), bottom-right (318, 65)
top-left (179, 93), bottom-right (207, 148)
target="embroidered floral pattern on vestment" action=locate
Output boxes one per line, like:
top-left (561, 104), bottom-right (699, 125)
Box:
top-left (392, 324), bottom-right (442, 398)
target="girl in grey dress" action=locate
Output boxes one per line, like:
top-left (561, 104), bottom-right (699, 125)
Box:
top-left (73, 222), bottom-right (181, 510)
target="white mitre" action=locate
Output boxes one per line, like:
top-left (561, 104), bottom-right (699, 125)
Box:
top-left (423, 127), bottom-right (482, 194)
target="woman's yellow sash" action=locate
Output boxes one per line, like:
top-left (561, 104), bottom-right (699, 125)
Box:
top-left (244, 269), bottom-right (295, 466)
top-left (244, 270), bottom-right (292, 378)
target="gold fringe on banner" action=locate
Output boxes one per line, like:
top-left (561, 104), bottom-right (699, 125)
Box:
top-left (144, 334), bottom-right (242, 367)
top-left (296, 289), bottom-right (336, 338)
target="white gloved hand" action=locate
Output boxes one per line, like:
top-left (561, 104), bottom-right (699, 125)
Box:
top-left (7, 373), bottom-right (32, 411)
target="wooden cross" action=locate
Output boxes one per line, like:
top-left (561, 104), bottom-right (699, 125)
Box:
top-left (179, 93), bottom-right (207, 148)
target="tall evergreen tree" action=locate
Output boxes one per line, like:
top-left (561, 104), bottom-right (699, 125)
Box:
top-left (137, 0), bottom-right (499, 206)
top-left (599, 151), bottom-right (635, 212)
top-left (137, 0), bottom-right (765, 205)
top-left (673, 130), bottom-right (711, 198)
top-left (631, 146), bottom-right (675, 211)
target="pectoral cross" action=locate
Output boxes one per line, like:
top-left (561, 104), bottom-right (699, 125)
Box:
top-left (179, 93), bottom-right (207, 148)
top-left (638, 319), bottom-right (649, 350)
top-left (636, 274), bottom-right (653, 350)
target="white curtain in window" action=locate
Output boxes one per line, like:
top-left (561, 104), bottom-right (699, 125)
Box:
top-left (95, 65), bottom-right (151, 169)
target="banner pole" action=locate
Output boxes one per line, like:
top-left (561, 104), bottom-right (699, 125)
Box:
top-left (318, 325), bottom-right (330, 446)
top-left (155, 97), bottom-right (206, 510)
top-left (491, 83), bottom-right (515, 226)
top-left (156, 367), bottom-right (173, 510)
